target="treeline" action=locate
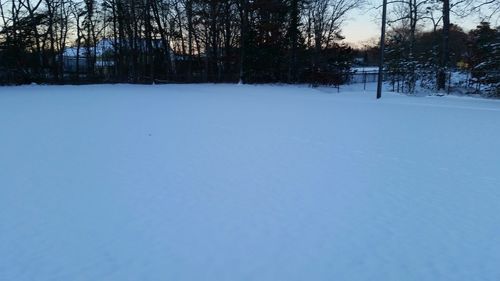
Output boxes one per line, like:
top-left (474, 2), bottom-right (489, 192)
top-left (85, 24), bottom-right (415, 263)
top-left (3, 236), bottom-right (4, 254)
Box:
top-left (0, 0), bottom-right (364, 85)
top-left (380, 0), bottom-right (499, 96)
top-left (1, 0), bottom-right (498, 96)
top-left (381, 22), bottom-right (499, 96)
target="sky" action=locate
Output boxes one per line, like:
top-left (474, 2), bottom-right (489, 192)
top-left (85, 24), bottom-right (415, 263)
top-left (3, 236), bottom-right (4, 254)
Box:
top-left (342, 11), bottom-right (380, 46)
top-left (341, 3), bottom-right (491, 47)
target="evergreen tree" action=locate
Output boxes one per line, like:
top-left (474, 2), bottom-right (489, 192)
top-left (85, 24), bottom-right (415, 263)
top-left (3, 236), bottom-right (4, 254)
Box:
top-left (468, 22), bottom-right (500, 96)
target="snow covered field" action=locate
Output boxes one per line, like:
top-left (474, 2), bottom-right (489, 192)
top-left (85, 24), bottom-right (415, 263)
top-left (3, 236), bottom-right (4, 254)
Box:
top-left (1, 83), bottom-right (499, 281)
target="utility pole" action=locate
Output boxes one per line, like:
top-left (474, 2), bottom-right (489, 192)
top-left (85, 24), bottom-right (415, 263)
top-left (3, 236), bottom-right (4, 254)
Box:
top-left (376, 0), bottom-right (388, 99)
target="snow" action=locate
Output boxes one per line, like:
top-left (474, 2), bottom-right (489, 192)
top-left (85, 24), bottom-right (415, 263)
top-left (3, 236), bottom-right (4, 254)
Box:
top-left (352, 66), bottom-right (379, 72)
top-left (1, 83), bottom-right (500, 281)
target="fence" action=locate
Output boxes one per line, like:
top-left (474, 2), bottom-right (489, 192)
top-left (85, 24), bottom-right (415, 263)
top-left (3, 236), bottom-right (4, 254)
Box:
top-left (325, 69), bottom-right (498, 97)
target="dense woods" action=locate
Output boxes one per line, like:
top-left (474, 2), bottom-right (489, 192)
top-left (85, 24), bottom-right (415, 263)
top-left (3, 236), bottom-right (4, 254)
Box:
top-left (0, 0), bottom-right (363, 84)
top-left (0, 0), bottom-right (498, 96)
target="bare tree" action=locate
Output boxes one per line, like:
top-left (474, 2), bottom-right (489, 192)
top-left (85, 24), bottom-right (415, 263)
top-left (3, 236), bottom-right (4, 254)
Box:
top-left (304, 0), bottom-right (364, 67)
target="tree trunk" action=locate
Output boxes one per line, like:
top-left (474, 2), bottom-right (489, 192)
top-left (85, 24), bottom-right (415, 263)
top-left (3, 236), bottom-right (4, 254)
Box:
top-left (238, 0), bottom-right (248, 83)
top-left (438, 0), bottom-right (450, 91)
top-left (186, 0), bottom-right (194, 81)
top-left (288, 0), bottom-right (299, 83)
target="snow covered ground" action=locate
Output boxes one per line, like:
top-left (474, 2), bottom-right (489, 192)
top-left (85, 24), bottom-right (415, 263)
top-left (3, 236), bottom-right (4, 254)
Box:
top-left (1, 83), bottom-right (499, 281)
